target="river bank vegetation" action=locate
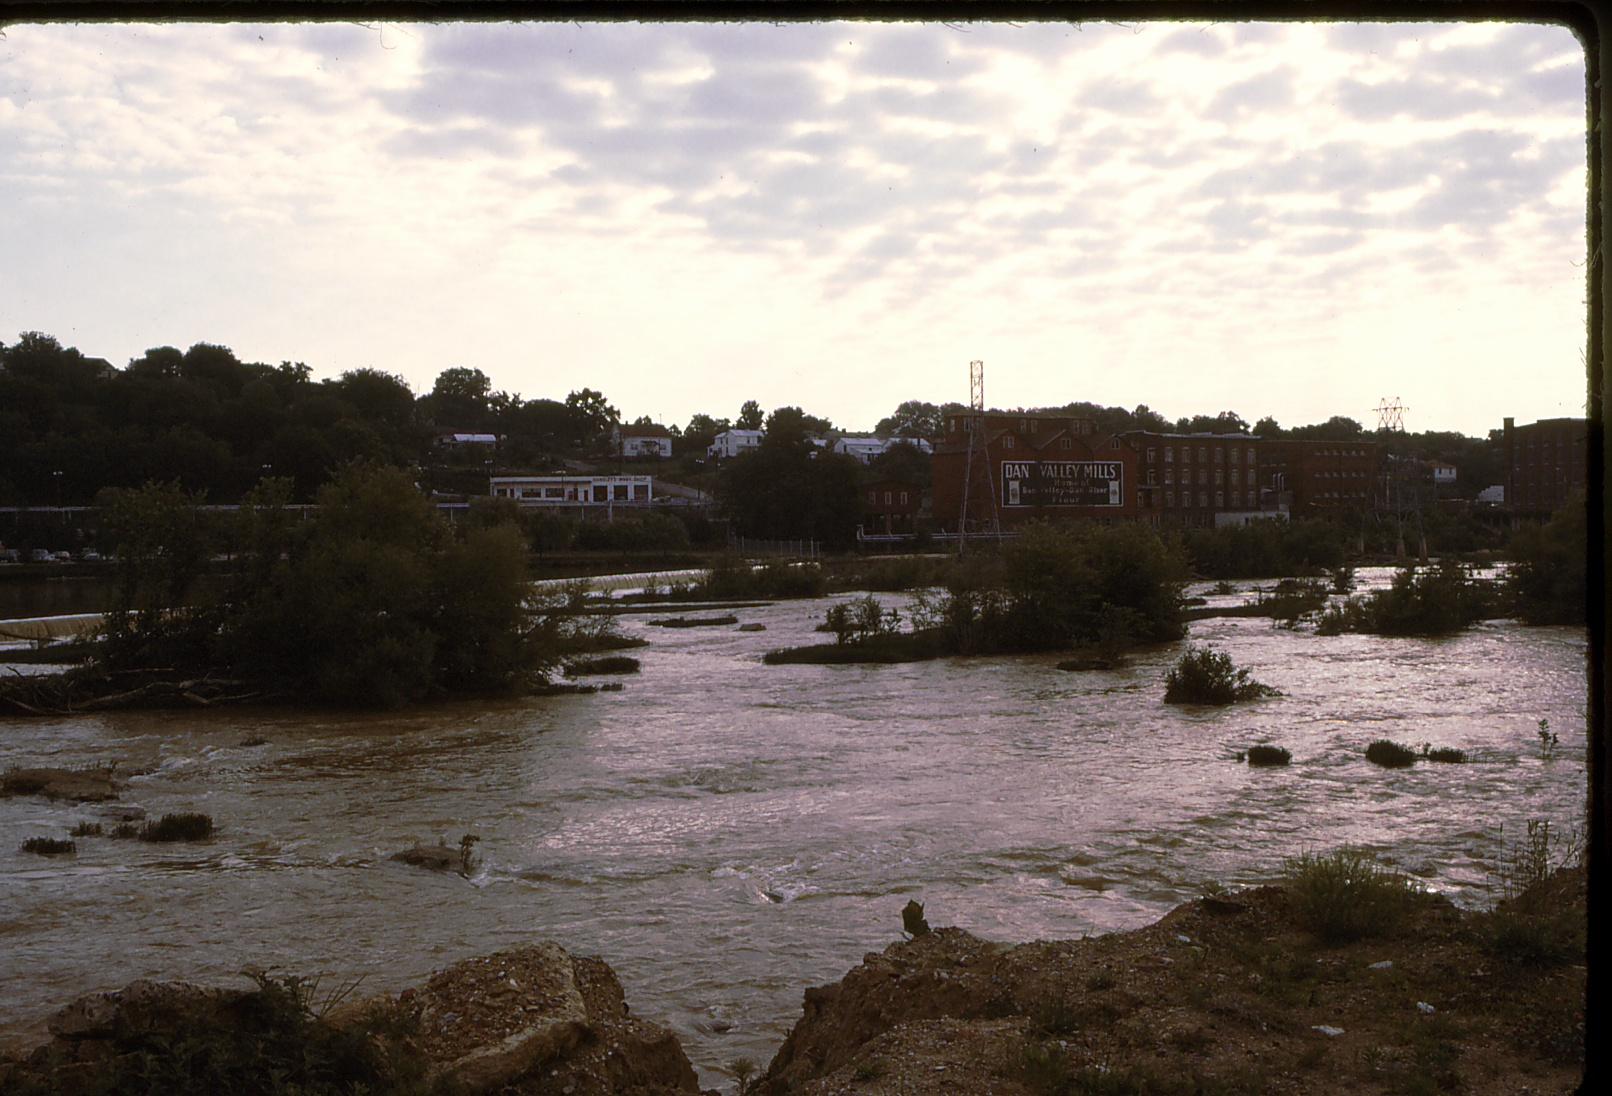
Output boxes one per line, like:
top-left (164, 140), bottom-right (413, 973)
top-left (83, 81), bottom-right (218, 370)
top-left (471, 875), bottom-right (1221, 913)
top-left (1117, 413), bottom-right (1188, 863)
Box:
top-left (1, 465), bottom-right (627, 714)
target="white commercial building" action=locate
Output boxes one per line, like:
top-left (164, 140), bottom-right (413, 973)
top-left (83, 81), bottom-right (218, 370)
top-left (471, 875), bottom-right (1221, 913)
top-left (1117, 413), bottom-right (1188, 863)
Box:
top-left (490, 475), bottom-right (653, 508)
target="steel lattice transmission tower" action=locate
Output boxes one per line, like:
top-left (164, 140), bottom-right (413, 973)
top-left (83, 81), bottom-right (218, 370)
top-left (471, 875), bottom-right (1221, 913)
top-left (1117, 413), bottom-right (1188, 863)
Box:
top-left (1375, 397), bottom-right (1408, 433)
top-left (957, 359), bottom-right (1001, 553)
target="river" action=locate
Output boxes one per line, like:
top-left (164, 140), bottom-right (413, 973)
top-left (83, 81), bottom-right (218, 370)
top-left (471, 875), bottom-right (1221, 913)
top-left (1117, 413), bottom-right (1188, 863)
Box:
top-left (0, 568), bottom-right (1588, 1090)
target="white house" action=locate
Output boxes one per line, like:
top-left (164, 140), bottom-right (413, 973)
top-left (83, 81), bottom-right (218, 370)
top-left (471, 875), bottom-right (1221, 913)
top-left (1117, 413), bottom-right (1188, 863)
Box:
top-left (613, 423), bottom-right (673, 459)
top-left (1430, 461), bottom-right (1457, 486)
top-left (490, 475), bottom-right (653, 508)
top-left (831, 436), bottom-right (935, 464)
top-left (707, 429), bottom-right (764, 460)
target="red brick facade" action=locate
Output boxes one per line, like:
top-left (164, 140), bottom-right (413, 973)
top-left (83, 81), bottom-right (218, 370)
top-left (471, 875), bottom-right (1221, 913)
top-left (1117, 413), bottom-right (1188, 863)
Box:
top-left (1504, 417), bottom-right (1586, 516)
top-left (862, 479), bottom-right (921, 535)
top-left (1260, 440), bottom-right (1381, 516)
top-left (931, 413), bottom-right (1136, 532)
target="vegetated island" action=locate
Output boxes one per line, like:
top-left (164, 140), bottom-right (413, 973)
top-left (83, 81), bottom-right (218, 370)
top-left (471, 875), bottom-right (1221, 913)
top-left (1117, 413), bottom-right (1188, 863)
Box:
top-left (0, 851), bottom-right (1582, 1095)
top-left (764, 523), bottom-right (1186, 667)
top-left (0, 465), bottom-right (640, 716)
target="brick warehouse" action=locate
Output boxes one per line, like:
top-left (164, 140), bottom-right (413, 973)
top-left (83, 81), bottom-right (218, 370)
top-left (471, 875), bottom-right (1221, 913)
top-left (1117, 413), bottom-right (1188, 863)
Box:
top-left (931, 411), bottom-right (1137, 532)
top-left (1504, 416), bottom-right (1587, 516)
top-left (932, 417), bottom-right (1383, 532)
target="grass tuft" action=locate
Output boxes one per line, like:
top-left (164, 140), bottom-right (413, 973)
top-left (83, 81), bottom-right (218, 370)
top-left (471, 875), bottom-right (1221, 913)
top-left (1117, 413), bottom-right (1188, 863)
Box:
top-left (1365, 740), bottom-right (1418, 768)
top-left (69, 821), bottom-right (104, 837)
top-left (20, 837), bottom-right (76, 855)
top-left (1285, 850), bottom-right (1419, 943)
top-left (139, 812), bottom-right (215, 842)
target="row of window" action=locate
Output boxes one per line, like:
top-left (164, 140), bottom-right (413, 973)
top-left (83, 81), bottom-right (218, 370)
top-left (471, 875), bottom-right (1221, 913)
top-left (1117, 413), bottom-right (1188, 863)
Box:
top-left (1145, 468), bottom-right (1258, 487)
top-left (1144, 489), bottom-right (1246, 509)
top-left (1002, 436), bottom-right (1079, 451)
top-left (866, 490), bottom-right (912, 506)
top-left (1148, 446), bottom-right (1257, 466)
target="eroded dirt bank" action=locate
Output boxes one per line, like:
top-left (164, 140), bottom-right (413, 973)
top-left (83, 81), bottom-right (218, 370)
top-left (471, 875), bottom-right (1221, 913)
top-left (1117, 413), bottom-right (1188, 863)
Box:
top-left (1, 871), bottom-right (1584, 1094)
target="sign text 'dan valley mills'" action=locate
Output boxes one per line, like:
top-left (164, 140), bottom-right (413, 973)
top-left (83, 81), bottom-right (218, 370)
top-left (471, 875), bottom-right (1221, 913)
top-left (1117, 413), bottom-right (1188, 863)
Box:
top-left (1001, 460), bottom-right (1123, 507)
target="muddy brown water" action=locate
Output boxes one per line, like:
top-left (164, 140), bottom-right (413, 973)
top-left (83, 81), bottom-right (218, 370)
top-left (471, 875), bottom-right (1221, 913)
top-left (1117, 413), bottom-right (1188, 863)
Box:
top-left (0, 568), bottom-right (1587, 1090)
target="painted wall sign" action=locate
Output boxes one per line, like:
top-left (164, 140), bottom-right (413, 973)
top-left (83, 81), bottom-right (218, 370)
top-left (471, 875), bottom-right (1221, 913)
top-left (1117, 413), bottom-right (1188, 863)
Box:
top-left (1001, 460), bottom-right (1123, 507)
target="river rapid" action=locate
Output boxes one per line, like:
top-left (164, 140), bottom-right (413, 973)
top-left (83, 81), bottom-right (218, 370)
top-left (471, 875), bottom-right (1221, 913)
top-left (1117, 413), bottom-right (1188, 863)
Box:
top-left (0, 568), bottom-right (1588, 1089)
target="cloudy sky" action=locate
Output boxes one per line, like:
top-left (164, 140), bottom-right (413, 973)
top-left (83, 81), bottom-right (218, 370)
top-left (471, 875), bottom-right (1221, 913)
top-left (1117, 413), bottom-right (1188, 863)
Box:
top-left (0, 18), bottom-right (1588, 435)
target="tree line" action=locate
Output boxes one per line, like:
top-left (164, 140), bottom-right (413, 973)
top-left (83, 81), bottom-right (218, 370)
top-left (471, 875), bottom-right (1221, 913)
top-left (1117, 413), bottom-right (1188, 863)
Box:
top-left (3, 331), bottom-right (1508, 513)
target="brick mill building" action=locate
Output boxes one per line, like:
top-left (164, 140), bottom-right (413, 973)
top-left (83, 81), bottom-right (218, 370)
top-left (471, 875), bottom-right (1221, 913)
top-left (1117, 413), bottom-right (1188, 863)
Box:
top-left (931, 411), bottom-right (1135, 532)
top-left (861, 479), bottom-right (922, 536)
top-left (1503, 416), bottom-right (1587, 516)
top-left (931, 414), bottom-right (1384, 532)
top-left (1259, 439), bottom-right (1382, 516)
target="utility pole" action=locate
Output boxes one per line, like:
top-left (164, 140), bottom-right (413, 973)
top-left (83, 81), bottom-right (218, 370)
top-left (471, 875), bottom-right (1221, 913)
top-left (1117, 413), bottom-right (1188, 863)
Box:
top-left (957, 359), bottom-right (1001, 554)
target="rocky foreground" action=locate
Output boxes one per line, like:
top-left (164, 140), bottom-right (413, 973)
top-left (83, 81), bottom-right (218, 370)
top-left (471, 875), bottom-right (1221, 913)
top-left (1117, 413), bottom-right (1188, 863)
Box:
top-left (0, 871), bottom-right (1584, 1095)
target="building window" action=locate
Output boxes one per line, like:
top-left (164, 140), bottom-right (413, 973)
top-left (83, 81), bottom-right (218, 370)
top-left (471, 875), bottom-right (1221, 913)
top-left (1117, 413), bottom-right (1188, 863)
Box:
top-left (1216, 491), bottom-right (1224, 508)
top-left (1146, 469), bottom-right (1157, 485)
top-left (1199, 447), bottom-right (1207, 463)
top-left (1214, 469), bottom-right (1224, 486)
top-left (1198, 491), bottom-right (1208, 507)
top-left (1231, 489), bottom-right (1241, 507)
top-left (1165, 469), bottom-right (1174, 485)
top-left (868, 490), bottom-right (877, 504)
top-left (1230, 448), bottom-right (1240, 465)
top-left (900, 491), bottom-right (909, 504)
top-left (1166, 490), bottom-right (1175, 507)
top-left (884, 491), bottom-right (892, 505)
top-left (1181, 447), bottom-right (1190, 464)
top-left (1198, 469), bottom-right (1207, 485)
top-left (1004, 436), bottom-right (1015, 449)
top-left (1214, 448), bottom-right (1224, 464)
top-left (1147, 447), bottom-right (1156, 463)
top-left (1060, 437), bottom-right (1072, 449)
top-left (1247, 469), bottom-right (1256, 486)
top-left (1165, 447), bottom-right (1174, 463)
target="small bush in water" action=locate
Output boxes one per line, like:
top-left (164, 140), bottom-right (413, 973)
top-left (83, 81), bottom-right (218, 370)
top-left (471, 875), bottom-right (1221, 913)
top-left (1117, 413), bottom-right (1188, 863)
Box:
top-left (1245, 745), bottom-right (1292, 766)
top-left (1421, 746), bottom-right (1466, 763)
top-left (1365, 740), bottom-right (1418, 768)
top-left (139, 812), bottom-right (214, 842)
top-left (1164, 646), bottom-right (1279, 705)
top-left (21, 837), bottom-right (76, 855)
top-left (1285, 850), bottom-right (1419, 943)
top-left (70, 821), bottom-right (104, 837)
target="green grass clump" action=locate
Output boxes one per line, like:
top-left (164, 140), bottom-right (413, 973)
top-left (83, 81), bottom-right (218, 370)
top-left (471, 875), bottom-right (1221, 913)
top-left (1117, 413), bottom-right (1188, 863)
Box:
top-left (70, 821), bottom-right (104, 837)
top-left (1284, 850), bottom-right (1419, 943)
top-left (1421, 746), bottom-right (1466, 763)
top-left (1365, 740), bottom-right (1418, 768)
top-left (139, 812), bottom-right (215, 842)
top-left (110, 822), bottom-right (140, 838)
top-left (1164, 646), bottom-right (1279, 705)
top-left (20, 837), bottom-right (76, 855)
top-left (1245, 745), bottom-right (1292, 766)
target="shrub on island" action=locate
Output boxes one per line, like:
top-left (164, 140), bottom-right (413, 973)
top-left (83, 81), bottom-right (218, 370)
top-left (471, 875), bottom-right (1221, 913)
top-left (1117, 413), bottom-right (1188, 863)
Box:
top-left (1244, 745), bottom-right (1292, 766)
top-left (1163, 646), bottom-right (1279, 705)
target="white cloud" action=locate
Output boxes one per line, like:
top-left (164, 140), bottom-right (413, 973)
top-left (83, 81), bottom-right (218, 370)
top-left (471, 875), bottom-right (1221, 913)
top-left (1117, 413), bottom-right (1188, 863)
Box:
top-left (0, 18), bottom-right (1587, 434)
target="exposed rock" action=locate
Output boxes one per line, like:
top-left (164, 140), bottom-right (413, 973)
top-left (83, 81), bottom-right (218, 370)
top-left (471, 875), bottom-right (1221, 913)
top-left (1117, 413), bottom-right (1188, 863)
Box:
top-left (4, 944), bottom-right (709, 1096)
top-left (737, 623), bottom-right (767, 632)
top-left (390, 842), bottom-right (462, 871)
top-left (647, 615), bottom-right (739, 628)
top-left (1, 766), bottom-right (120, 801)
